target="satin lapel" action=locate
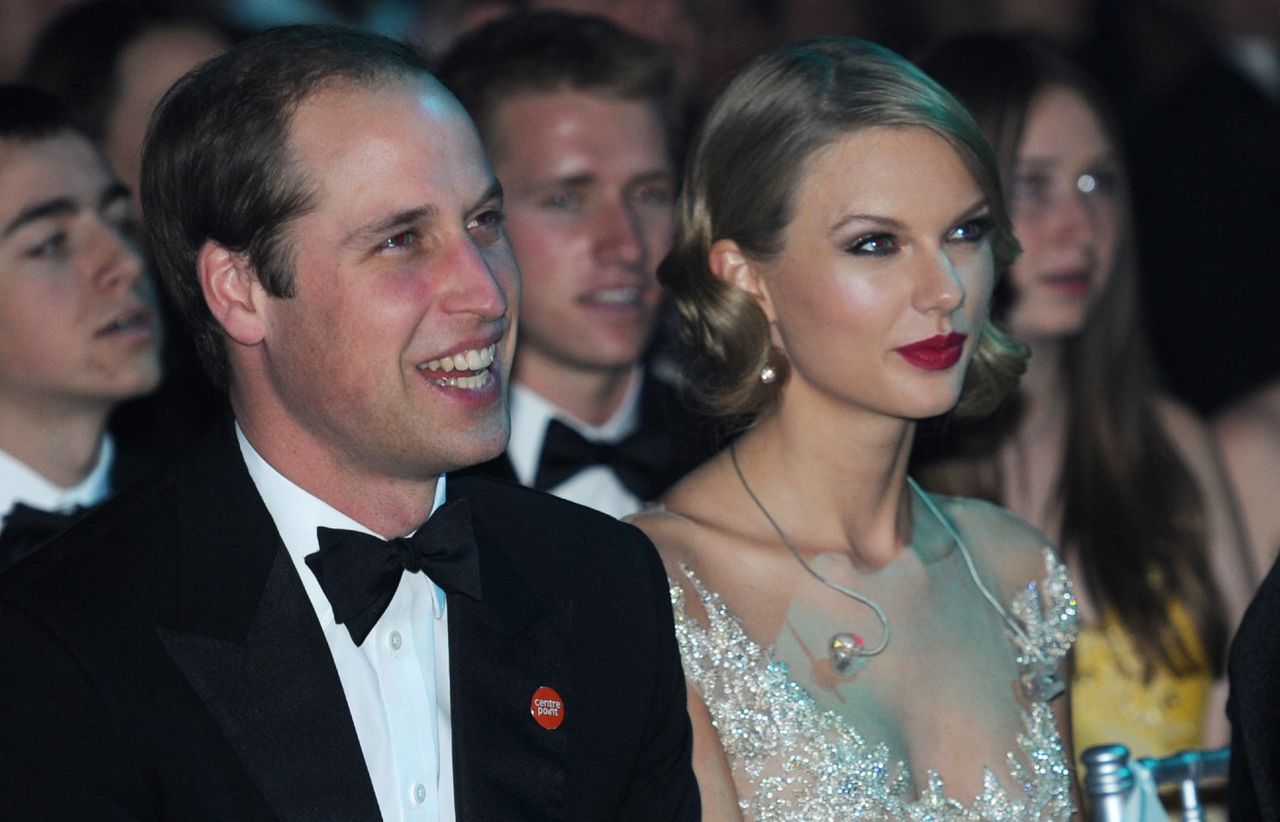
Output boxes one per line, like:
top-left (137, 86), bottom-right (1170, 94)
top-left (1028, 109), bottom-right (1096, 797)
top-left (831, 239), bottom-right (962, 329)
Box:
top-left (152, 420), bottom-right (379, 820)
top-left (447, 486), bottom-right (571, 820)
top-left (158, 550), bottom-right (379, 820)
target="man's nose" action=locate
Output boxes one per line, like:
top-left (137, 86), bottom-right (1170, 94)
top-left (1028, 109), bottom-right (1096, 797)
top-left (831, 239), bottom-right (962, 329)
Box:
top-left (87, 222), bottom-right (145, 293)
top-left (447, 235), bottom-right (511, 321)
top-left (592, 200), bottom-right (645, 268)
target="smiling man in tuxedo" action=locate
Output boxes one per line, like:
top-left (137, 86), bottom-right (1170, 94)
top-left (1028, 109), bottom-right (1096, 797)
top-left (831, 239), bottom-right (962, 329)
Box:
top-left (0, 26), bottom-right (697, 820)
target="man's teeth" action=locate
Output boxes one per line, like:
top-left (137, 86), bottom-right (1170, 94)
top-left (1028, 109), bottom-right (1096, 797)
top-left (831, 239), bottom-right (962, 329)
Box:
top-left (430, 371), bottom-right (492, 389)
top-left (419, 344), bottom-right (496, 373)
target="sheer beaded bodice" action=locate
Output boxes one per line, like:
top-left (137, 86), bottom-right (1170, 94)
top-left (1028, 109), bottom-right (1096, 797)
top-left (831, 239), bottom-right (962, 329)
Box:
top-left (670, 544), bottom-right (1078, 820)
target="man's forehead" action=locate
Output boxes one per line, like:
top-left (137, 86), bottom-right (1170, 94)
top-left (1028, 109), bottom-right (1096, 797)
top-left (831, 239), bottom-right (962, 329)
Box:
top-left (491, 89), bottom-right (667, 154)
top-left (280, 74), bottom-right (496, 221)
top-left (0, 133), bottom-right (113, 209)
top-left (289, 74), bottom-right (458, 133)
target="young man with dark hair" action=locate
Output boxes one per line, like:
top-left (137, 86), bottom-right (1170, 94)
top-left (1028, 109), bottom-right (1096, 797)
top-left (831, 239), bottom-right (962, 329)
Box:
top-left (0, 26), bottom-right (697, 820)
top-left (0, 85), bottom-right (161, 570)
top-left (440, 12), bottom-right (716, 518)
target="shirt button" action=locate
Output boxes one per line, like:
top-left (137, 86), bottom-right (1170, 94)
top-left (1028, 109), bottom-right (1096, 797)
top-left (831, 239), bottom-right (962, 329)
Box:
top-left (411, 782), bottom-right (427, 805)
top-left (388, 630), bottom-right (403, 651)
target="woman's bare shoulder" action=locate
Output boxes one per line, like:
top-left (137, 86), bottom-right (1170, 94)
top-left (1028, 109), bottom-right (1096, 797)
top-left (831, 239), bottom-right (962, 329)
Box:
top-left (627, 456), bottom-right (737, 577)
top-left (932, 492), bottom-right (1059, 592)
top-left (1214, 383), bottom-right (1280, 460)
top-left (1153, 394), bottom-right (1220, 473)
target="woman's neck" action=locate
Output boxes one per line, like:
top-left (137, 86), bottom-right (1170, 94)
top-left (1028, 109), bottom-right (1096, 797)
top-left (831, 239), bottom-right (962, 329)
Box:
top-left (733, 394), bottom-right (916, 571)
top-left (1001, 338), bottom-right (1070, 533)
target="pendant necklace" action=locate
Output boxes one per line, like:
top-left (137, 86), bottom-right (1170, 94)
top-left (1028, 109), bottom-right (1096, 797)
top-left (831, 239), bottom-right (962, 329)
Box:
top-left (729, 442), bottom-right (1065, 703)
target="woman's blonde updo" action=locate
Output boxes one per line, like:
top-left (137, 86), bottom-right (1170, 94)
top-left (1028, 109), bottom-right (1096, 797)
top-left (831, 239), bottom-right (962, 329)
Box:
top-left (659, 37), bottom-right (1026, 424)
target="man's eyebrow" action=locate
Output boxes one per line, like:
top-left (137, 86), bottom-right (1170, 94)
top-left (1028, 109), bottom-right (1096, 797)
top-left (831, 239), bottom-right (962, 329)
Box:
top-left (469, 180), bottom-right (504, 211)
top-left (629, 169), bottom-right (677, 185)
top-left (535, 173), bottom-right (594, 191)
top-left (344, 205), bottom-right (439, 246)
top-left (2, 197), bottom-right (76, 239)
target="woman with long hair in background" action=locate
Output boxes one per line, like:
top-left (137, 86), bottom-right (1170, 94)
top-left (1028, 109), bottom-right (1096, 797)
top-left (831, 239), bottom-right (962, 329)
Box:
top-left (918, 33), bottom-right (1253, 762)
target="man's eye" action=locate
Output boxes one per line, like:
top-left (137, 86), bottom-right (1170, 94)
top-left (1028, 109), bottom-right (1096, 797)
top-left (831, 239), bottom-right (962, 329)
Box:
top-left (540, 191), bottom-right (582, 211)
top-left (847, 233), bottom-right (897, 256)
top-left (468, 209), bottom-right (504, 231)
top-left (380, 231), bottom-right (417, 251)
top-left (631, 182), bottom-right (676, 207)
top-left (27, 232), bottom-right (68, 259)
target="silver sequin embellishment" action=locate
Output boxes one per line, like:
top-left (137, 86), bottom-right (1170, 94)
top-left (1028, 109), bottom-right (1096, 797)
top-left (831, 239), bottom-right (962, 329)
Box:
top-left (672, 549), bottom-right (1078, 820)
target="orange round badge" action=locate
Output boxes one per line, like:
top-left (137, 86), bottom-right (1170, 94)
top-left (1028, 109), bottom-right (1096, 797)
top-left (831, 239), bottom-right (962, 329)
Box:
top-left (530, 686), bottom-right (565, 730)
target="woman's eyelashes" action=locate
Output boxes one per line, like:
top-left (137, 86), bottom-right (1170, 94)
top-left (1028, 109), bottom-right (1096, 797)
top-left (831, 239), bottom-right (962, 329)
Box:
top-left (948, 214), bottom-right (994, 243)
top-left (843, 215), bottom-right (992, 257)
top-left (846, 233), bottom-right (897, 256)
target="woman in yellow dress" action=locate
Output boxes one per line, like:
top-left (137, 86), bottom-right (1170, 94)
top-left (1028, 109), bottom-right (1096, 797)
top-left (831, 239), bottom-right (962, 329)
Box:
top-left (917, 34), bottom-right (1254, 760)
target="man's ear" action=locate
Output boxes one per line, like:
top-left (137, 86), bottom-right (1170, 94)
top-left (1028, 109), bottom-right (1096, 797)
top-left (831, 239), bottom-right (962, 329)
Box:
top-left (197, 240), bottom-right (267, 347)
top-left (708, 238), bottom-right (776, 323)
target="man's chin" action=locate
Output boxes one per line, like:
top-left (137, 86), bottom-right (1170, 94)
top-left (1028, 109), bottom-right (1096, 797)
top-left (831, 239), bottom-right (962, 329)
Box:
top-left (445, 424), bottom-right (511, 472)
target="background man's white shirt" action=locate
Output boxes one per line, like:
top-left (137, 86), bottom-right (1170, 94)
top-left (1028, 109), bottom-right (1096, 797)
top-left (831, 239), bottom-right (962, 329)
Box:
top-left (506, 370), bottom-right (643, 519)
top-left (0, 436), bottom-right (114, 522)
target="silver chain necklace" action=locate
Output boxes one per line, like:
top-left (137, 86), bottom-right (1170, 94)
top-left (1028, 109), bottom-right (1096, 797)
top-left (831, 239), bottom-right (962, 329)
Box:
top-left (729, 442), bottom-right (1065, 702)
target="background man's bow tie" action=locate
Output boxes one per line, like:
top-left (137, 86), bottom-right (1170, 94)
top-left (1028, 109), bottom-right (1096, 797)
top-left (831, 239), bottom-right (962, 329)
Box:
top-left (534, 418), bottom-right (671, 499)
top-left (0, 503), bottom-right (87, 569)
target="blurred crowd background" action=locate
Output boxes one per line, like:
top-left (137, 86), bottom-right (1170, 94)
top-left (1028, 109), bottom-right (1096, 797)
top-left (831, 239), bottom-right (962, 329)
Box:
top-left (5, 0), bottom-right (1277, 453)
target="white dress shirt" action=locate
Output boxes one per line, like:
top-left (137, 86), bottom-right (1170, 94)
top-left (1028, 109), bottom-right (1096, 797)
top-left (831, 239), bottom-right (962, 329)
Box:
top-left (237, 426), bottom-right (455, 821)
top-left (0, 436), bottom-right (115, 522)
top-left (507, 368), bottom-right (644, 519)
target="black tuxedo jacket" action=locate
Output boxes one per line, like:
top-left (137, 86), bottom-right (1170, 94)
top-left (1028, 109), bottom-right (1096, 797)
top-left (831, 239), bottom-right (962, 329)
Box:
top-left (1229, 553), bottom-right (1280, 821)
top-left (0, 444), bottom-right (153, 573)
top-left (0, 420), bottom-right (698, 820)
top-left (468, 372), bottom-right (721, 502)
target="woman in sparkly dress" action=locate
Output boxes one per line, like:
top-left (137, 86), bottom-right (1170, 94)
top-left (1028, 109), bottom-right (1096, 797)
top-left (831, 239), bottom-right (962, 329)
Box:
top-left (630, 38), bottom-right (1079, 820)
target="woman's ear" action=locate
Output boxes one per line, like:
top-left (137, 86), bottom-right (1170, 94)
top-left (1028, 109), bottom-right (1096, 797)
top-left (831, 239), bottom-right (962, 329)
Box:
top-left (197, 240), bottom-right (267, 347)
top-left (708, 238), bottom-right (777, 323)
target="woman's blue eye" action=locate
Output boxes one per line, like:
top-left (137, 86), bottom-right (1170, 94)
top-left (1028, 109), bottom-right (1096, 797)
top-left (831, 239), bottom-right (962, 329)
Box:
top-left (1080, 169), bottom-right (1118, 196)
top-left (949, 216), bottom-right (994, 243)
top-left (848, 234), bottom-right (896, 256)
top-left (1013, 174), bottom-right (1051, 206)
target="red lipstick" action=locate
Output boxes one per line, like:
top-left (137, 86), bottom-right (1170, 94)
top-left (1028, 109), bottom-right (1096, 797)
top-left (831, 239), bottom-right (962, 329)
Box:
top-left (894, 332), bottom-right (968, 371)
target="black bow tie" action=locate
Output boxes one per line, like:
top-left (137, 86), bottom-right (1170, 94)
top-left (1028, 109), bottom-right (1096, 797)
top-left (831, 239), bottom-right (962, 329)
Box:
top-left (0, 503), bottom-right (87, 570)
top-left (306, 497), bottom-right (482, 645)
top-left (533, 418), bottom-right (671, 500)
